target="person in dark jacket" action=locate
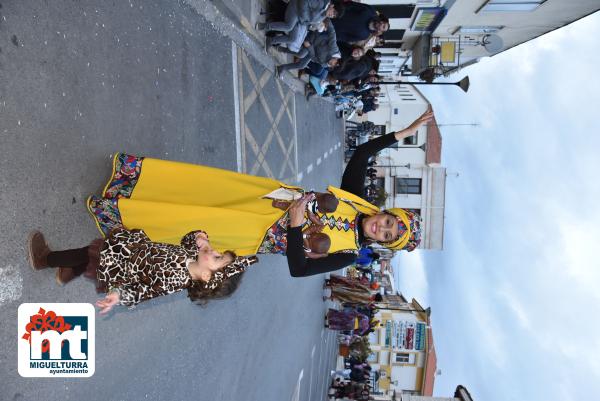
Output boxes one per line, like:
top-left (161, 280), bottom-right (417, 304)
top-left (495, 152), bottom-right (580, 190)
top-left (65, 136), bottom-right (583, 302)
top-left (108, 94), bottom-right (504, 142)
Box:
top-left (274, 19), bottom-right (341, 77)
top-left (258, 0), bottom-right (345, 48)
top-left (329, 55), bottom-right (373, 82)
top-left (331, 1), bottom-right (389, 44)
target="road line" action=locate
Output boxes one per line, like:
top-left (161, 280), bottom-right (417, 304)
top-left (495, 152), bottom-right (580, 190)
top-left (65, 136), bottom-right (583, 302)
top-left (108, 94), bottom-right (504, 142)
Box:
top-left (323, 151), bottom-right (328, 159)
top-left (316, 157), bottom-right (321, 166)
top-left (293, 94), bottom-right (299, 182)
top-left (291, 369), bottom-right (304, 401)
top-left (232, 41), bottom-right (242, 172)
top-left (297, 171), bottom-right (304, 182)
top-left (308, 344), bottom-right (317, 401)
top-left (307, 164), bottom-right (313, 173)
top-left (319, 330), bottom-right (333, 399)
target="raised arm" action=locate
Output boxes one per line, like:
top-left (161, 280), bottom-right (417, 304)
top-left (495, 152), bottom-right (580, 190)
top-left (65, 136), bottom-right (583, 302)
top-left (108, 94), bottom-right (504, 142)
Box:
top-left (340, 106), bottom-right (433, 196)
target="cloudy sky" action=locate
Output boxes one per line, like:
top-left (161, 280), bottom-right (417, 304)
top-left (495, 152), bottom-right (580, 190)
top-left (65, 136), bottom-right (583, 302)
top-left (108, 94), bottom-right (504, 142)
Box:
top-left (392, 11), bottom-right (600, 401)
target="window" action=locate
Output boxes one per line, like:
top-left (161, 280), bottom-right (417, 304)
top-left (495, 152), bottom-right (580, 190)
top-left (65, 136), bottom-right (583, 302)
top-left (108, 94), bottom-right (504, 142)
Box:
top-left (383, 29), bottom-right (406, 41)
top-left (395, 178), bottom-right (421, 195)
top-left (478, 0), bottom-right (546, 13)
top-left (403, 134), bottom-right (417, 145)
top-left (375, 125), bottom-right (387, 135)
top-left (394, 353), bottom-right (416, 364)
top-left (393, 108), bottom-right (399, 115)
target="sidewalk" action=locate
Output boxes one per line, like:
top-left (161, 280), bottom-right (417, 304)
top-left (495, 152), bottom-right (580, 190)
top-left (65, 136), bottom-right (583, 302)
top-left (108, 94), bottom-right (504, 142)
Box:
top-left (186, 0), bottom-right (305, 93)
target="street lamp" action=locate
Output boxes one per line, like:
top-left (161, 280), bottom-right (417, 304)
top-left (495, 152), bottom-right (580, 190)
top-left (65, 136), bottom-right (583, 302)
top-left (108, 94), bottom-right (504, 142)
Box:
top-left (377, 76), bottom-right (470, 93)
top-left (390, 143), bottom-right (428, 151)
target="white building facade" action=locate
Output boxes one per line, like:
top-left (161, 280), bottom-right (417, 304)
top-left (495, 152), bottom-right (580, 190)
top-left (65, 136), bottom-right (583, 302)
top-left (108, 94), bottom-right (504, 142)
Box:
top-left (368, 297), bottom-right (435, 399)
top-left (363, 0), bottom-right (599, 79)
top-left (367, 86), bottom-right (446, 250)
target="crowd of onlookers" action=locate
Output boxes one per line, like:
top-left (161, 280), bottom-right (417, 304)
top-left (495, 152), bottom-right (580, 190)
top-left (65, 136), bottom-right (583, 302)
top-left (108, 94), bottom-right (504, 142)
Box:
top-left (257, 0), bottom-right (387, 116)
top-left (324, 271), bottom-right (382, 400)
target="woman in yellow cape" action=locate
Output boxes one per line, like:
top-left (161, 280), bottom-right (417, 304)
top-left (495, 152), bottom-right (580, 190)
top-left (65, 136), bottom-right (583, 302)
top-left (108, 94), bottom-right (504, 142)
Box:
top-left (88, 108), bottom-right (433, 277)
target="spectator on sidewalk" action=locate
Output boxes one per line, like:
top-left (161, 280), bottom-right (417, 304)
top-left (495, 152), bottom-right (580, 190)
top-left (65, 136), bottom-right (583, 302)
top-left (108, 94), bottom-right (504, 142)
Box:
top-left (356, 247), bottom-right (380, 267)
top-left (274, 18), bottom-right (342, 78)
top-left (257, 0), bottom-right (345, 48)
top-left (332, 1), bottom-right (389, 44)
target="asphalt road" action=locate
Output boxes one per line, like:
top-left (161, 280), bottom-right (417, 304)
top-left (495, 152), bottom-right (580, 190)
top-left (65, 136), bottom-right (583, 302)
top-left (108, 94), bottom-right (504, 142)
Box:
top-left (0, 1), bottom-right (345, 400)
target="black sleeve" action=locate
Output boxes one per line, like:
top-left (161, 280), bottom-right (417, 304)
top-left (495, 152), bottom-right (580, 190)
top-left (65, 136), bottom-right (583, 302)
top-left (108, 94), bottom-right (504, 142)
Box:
top-left (340, 131), bottom-right (398, 196)
top-left (286, 227), bottom-right (356, 277)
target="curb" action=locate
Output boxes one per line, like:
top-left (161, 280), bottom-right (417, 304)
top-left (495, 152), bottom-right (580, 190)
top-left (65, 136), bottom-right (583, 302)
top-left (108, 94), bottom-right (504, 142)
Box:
top-left (183, 0), bottom-right (305, 93)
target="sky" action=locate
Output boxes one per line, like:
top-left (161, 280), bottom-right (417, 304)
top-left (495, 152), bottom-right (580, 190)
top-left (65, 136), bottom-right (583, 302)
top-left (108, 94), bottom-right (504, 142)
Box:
top-left (392, 11), bottom-right (600, 401)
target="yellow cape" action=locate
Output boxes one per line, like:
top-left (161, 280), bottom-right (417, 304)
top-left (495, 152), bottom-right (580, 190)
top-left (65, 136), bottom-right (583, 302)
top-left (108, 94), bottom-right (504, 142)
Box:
top-left (98, 155), bottom-right (299, 256)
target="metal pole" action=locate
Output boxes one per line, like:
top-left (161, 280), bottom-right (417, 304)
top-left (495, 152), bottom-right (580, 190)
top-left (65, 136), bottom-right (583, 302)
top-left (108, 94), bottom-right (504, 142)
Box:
top-left (376, 76), bottom-right (470, 93)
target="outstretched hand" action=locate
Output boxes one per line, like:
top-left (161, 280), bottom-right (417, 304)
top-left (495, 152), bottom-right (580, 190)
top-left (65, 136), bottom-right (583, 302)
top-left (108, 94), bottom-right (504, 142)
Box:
top-left (394, 105), bottom-right (434, 142)
top-left (289, 193), bottom-right (315, 228)
top-left (96, 291), bottom-right (120, 315)
top-left (195, 231), bottom-right (209, 250)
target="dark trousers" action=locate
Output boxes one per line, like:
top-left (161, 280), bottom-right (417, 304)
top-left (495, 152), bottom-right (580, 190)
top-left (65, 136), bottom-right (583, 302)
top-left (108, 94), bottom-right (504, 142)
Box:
top-left (306, 61), bottom-right (329, 79)
top-left (47, 247), bottom-right (90, 275)
top-left (265, 0), bottom-right (299, 33)
top-left (277, 47), bottom-right (312, 73)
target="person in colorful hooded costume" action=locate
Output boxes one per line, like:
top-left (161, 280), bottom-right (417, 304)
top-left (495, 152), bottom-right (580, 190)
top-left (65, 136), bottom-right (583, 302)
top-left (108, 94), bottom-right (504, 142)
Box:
top-left (87, 107), bottom-right (433, 277)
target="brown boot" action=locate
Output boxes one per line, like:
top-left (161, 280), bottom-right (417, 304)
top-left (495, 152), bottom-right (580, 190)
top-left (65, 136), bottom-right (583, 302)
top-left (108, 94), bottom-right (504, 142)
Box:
top-left (56, 268), bottom-right (77, 286)
top-left (28, 231), bottom-right (50, 270)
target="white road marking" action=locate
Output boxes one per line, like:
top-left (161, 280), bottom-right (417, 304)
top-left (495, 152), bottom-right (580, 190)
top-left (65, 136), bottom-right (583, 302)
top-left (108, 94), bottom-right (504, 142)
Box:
top-left (297, 172), bottom-right (304, 182)
top-left (290, 369), bottom-right (304, 401)
top-left (307, 164), bottom-right (313, 173)
top-left (316, 157), bottom-right (322, 165)
top-left (308, 344), bottom-right (317, 401)
top-left (293, 95), bottom-right (299, 184)
top-left (323, 151), bottom-right (328, 159)
top-left (231, 41), bottom-right (242, 173)
top-left (0, 265), bottom-right (23, 304)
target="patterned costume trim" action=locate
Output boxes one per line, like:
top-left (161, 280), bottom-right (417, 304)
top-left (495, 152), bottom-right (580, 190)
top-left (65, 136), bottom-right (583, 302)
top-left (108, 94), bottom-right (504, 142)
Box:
top-left (257, 213), bottom-right (290, 255)
top-left (401, 211), bottom-right (422, 252)
top-left (257, 212), bottom-right (360, 255)
top-left (87, 153), bottom-right (144, 237)
top-left (87, 196), bottom-right (123, 236)
top-left (103, 153), bottom-right (144, 199)
top-left (319, 213), bottom-right (361, 251)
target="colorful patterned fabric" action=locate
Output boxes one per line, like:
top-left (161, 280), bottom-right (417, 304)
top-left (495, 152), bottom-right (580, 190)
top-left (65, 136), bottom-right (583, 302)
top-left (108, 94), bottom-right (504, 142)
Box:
top-left (103, 154), bottom-right (144, 199)
top-left (88, 154), bottom-right (145, 236)
top-left (315, 212), bottom-right (361, 254)
top-left (88, 196), bottom-right (123, 236)
top-left (320, 214), bottom-right (356, 232)
top-left (384, 207), bottom-right (422, 251)
top-left (402, 211), bottom-right (422, 252)
top-left (257, 213), bottom-right (290, 255)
